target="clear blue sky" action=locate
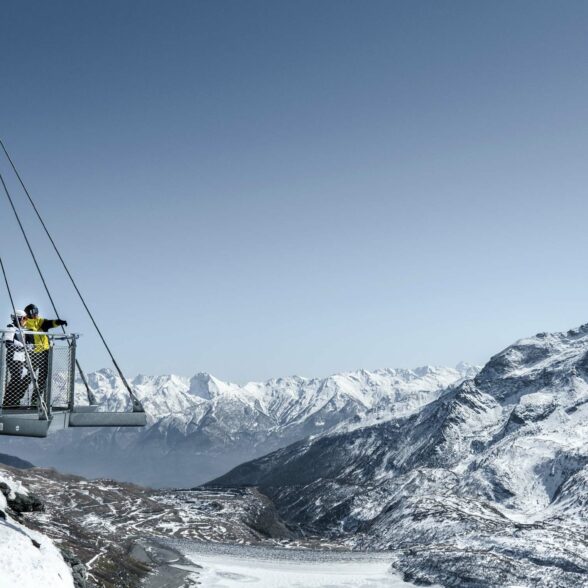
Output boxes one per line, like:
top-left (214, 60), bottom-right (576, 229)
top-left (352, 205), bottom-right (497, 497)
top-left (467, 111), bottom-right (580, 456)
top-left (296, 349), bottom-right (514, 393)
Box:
top-left (1, 1), bottom-right (588, 381)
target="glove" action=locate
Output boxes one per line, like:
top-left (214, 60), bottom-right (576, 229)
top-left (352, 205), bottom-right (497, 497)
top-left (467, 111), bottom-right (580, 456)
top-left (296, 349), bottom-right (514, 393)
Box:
top-left (56, 319), bottom-right (68, 327)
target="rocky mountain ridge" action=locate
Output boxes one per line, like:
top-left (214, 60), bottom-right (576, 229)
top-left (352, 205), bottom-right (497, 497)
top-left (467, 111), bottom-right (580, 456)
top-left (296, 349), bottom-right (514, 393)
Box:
top-left (0, 364), bottom-right (475, 488)
top-left (212, 323), bottom-right (588, 586)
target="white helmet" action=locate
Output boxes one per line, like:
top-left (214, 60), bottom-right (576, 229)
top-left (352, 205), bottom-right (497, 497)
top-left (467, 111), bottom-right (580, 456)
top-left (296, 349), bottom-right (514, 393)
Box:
top-left (11, 309), bottom-right (26, 322)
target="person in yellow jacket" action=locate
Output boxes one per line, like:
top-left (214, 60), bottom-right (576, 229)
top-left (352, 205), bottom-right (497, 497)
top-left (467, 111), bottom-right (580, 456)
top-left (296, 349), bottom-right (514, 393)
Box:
top-left (23, 303), bottom-right (67, 404)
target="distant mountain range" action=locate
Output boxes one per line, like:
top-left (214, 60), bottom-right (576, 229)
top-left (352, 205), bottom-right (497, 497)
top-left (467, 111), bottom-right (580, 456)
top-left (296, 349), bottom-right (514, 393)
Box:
top-left (212, 324), bottom-right (588, 586)
top-left (0, 364), bottom-right (476, 488)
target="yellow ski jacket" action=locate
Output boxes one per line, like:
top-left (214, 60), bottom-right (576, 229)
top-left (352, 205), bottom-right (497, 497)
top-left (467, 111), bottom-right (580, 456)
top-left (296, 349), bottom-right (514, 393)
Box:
top-left (24, 317), bottom-right (61, 353)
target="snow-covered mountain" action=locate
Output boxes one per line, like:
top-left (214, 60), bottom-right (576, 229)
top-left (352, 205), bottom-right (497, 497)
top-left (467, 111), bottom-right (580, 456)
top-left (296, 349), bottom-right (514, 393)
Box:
top-left (0, 364), bottom-right (475, 488)
top-left (212, 324), bottom-right (588, 587)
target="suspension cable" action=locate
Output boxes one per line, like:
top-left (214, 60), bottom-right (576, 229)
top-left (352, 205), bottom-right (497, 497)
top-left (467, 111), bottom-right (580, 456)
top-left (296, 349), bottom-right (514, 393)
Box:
top-left (0, 255), bottom-right (48, 420)
top-left (0, 138), bottom-right (142, 411)
top-left (0, 169), bottom-right (96, 405)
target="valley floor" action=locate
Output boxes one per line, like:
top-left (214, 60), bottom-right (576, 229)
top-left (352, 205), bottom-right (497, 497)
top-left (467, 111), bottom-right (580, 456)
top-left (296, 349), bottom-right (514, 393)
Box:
top-left (159, 541), bottom-right (417, 588)
top-left (4, 463), bottom-right (388, 587)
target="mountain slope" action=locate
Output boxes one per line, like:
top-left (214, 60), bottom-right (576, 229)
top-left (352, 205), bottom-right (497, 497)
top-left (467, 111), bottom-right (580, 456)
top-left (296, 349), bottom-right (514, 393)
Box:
top-left (212, 324), bottom-right (588, 586)
top-left (0, 460), bottom-right (311, 588)
top-left (0, 365), bottom-right (474, 488)
top-left (0, 470), bottom-right (74, 587)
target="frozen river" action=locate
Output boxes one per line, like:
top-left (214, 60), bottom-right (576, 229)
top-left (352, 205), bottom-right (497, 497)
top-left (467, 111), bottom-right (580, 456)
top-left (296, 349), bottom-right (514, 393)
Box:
top-left (166, 540), bottom-right (418, 588)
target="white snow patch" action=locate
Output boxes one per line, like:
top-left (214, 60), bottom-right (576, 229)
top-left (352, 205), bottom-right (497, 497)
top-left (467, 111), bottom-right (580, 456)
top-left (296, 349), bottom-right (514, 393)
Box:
top-left (178, 544), bottom-right (422, 588)
top-left (0, 473), bottom-right (73, 588)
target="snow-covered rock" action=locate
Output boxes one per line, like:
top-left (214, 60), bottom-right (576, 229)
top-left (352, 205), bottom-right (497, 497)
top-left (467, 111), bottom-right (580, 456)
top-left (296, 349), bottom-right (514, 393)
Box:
top-left (0, 472), bottom-right (73, 588)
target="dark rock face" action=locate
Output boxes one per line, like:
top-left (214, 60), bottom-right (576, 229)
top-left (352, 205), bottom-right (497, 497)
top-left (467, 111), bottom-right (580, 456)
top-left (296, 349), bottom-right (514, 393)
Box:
top-left (60, 549), bottom-right (87, 588)
top-left (241, 488), bottom-right (296, 539)
top-left (211, 323), bottom-right (588, 586)
top-left (8, 491), bottom-right (44, 514)
top-left (0, 453), bottom-right (34, 469)
top-left (0, 481), bottom-right (44, 513)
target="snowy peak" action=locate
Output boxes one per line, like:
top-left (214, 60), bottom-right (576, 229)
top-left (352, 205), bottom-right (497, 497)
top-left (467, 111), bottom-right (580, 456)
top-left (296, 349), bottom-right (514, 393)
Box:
top-left (38, 363), bottom-right (478, 488)
top-left (475, 323), bottom-right (588, 400)
top-left (188, 372), bottom-right (216, 400)
top-left (83, 364), bottom-right (475, 425)
top-left (454, 361), bottom-right (480, 379)
top-left (187, 372), bottom-right (245, 399)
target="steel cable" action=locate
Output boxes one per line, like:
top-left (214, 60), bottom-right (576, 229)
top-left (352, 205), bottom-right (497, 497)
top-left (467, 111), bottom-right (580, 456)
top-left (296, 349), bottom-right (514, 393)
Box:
top-left (0, 169), bottom-right (95, 404)
top-left (0, 139), bottom-right (142, 411)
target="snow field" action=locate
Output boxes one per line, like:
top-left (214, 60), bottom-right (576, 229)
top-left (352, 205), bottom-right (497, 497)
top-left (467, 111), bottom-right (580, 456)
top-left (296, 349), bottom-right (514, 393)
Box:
top-left (175, 542), bottom-right (422, 588)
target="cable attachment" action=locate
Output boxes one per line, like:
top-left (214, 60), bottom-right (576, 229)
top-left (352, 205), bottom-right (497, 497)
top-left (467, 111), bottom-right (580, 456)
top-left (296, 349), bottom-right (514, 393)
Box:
top-left (111, 359), bottom-right (144, 412)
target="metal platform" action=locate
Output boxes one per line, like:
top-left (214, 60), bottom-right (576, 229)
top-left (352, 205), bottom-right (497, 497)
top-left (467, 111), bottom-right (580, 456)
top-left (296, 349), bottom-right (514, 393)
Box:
top-left (69, 406), bottom-right (147, 427)
top-left (0, 330), bottom-right (146, 437)
top-left (0, 408), bottom-right (146, 436)
top-left (0, 409), bottom-right (69, 437)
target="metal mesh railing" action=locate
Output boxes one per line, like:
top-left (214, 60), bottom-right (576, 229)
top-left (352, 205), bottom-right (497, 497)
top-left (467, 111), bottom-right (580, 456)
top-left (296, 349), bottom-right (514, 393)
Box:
top-left (0, 330), bottom-right (77, 412)
top-left (48, 341), bottom-right (74, 409)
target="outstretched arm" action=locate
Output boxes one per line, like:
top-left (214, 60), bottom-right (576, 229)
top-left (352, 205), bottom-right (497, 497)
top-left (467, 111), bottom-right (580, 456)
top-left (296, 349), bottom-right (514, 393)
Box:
top-left (41, 318), bottom-right (68, 331)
